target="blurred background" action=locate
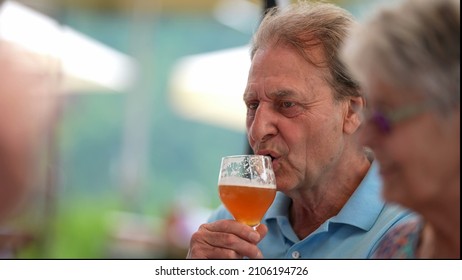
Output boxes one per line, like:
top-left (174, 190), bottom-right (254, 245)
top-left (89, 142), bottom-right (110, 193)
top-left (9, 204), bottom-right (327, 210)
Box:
top-left (0, 0), bottom-right (390, 259)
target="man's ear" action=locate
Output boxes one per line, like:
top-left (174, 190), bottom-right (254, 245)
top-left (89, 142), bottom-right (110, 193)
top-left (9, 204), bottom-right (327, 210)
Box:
top-left (343, 96), bottom-right (365, 135)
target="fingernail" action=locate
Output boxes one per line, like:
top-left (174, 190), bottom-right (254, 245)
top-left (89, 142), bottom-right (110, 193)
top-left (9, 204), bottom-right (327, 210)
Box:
top-left (255, 251), bottom-right (263, 259)
top-left (249, 231), bottom-right (259, 242)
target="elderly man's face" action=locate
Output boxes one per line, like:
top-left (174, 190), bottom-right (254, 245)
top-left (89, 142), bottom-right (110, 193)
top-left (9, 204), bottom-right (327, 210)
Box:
top-left (243, 44), bottom-right (350, 195)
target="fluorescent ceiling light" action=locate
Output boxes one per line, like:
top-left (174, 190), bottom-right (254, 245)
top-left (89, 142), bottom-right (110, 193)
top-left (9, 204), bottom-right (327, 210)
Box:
top-left (169, 46), bottom-right (250, 132)
top-left (0, 0), bottom-right (137, 93)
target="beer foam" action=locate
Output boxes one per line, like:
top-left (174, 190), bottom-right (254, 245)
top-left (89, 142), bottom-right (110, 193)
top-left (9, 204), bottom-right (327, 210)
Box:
top-left (219, 177), bottom-right (276, 189)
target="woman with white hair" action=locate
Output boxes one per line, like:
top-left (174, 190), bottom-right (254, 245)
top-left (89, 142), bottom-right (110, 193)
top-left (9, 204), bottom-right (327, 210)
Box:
top-left (342, 0), bottom-right (460, 258)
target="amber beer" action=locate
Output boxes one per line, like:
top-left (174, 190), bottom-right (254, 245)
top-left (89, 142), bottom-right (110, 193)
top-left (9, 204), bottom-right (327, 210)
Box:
top-left (219, 184), bottom-right (276, 227)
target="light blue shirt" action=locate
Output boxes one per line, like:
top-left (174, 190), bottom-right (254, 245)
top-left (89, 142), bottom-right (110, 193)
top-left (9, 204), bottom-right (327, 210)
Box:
top-left (208, 163), bottom-right (414, 259)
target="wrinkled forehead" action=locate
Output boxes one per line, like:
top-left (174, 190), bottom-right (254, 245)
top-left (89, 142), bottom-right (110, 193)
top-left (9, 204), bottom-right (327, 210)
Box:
top-left (254, 36), bottom-right (328, 67)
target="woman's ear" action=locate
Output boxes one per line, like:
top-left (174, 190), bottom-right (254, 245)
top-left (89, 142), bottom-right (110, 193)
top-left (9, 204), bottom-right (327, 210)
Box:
top-left (343, 96), bottom-right (365, 135)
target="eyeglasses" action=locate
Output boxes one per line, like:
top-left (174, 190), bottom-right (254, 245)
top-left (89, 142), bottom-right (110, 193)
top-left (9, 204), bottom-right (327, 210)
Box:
top-left (364, 102), bottom-right (432, 134)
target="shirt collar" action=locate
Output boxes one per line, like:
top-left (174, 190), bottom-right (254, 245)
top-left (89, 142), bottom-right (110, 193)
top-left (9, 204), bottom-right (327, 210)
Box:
top-left (263, 162), bottom-right (384, 231)
top-left (329, 162), bottom-right (384, 230)
top-left (265, 191), bottom-right (291, 219)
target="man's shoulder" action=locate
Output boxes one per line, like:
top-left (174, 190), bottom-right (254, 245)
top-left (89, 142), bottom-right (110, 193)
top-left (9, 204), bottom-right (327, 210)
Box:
top-left (372, 217), bottom-right (422, 259)
top-left (380, 203), bottom-right (415, 222)
top-left (366, 203), bottom-right (418, 256)
top-left (374, 203), bottom-right (417, 233)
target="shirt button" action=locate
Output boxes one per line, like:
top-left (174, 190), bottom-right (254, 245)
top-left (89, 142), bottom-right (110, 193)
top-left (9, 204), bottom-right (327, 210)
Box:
top-left (291, 251), bottom-right (300, 259)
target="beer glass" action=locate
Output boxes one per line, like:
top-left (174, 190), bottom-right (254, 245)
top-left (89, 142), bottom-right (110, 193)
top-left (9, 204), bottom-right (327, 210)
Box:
top-left (218, 155), bottom-right (277, 228)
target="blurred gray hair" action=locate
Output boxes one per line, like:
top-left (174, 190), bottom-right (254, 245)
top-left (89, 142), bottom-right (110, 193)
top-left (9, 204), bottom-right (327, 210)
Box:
top-left (342, 0), bottom-right (460, 113)
top-left (250, 1), bottom-right (360, 101)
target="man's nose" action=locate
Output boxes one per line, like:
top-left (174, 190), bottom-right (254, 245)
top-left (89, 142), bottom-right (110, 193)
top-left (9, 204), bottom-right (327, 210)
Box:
top-left (248, 104), bottom-right (278, 144)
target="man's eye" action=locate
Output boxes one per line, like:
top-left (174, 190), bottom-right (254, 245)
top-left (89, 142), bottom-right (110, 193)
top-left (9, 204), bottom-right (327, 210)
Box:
top-left (281, 101), bottom-right (295, 108)
top-left (246, 102), bottom-right (259, 110)
top-left (278, 101), bottom-right (304, 118)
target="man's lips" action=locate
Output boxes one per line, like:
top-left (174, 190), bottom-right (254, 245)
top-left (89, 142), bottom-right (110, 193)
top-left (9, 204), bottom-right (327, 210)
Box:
top-left (255, 150), bottom-right (280, 169)
top-left (255, 150), bottom-right (278, 159)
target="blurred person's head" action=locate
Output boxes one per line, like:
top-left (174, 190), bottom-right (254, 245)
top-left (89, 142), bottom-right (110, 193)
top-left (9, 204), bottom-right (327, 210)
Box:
top-left (342, 0), bottom-right (460, 212)
top-left (0, 40), bottom-right (59, 223)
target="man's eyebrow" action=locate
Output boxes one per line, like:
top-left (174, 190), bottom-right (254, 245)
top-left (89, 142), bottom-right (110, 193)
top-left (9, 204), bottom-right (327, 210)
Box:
top-left (243, 89), bottom-right (296, 101)
top-left (272, 90), bottom-right (293, 98)
top-left (243, 91), bottom-right (256, 101)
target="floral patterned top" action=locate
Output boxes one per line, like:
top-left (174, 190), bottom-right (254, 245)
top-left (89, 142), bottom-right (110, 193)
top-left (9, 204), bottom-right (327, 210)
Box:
top-left (372, 218), bottom-right (423, 259)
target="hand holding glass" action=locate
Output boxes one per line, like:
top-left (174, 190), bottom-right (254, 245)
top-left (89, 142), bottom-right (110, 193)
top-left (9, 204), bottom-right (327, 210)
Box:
top-left (218, 155), bottom-right (277, 228)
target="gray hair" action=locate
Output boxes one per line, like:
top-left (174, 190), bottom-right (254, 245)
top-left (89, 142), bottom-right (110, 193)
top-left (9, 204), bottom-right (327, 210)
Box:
top-left (250, 1), bottom-right (360, 101)
top-left (342, 0), bottom-right (460, 112)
